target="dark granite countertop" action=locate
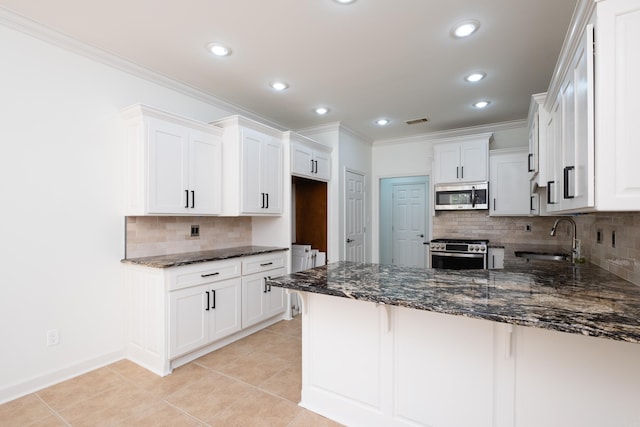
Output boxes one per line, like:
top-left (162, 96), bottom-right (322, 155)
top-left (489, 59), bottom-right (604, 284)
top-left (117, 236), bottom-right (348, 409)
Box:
top-left (267, 261), bottom-right (640, 344)
top-left (121, 246), bottom-right (288, 268)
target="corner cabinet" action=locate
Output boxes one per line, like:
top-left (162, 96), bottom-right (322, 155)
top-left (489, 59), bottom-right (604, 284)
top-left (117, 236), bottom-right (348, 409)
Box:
top-left (213, 116), bottom-right (284, 216)
top-left (122, 104), bottom-right (223, 215)
top-left (489, 148), bottom-right (530, 216)
top-left (542, 0), bottom-right (640, 213)
top-left (125, 251), bottom-right (288, 376)
top-left (286, 131), bottom-right (332, 182)
top-left (432, 133), bottom-right (491, 184)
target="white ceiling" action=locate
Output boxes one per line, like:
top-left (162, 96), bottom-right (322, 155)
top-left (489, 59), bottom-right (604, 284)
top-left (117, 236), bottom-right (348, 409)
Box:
top-left (0, 0), bottom-right (578, 141)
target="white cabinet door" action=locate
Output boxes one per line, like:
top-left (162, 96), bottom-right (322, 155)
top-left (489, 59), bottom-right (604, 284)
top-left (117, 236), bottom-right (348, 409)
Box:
top-left (460, 140), bottom-right (488, 182)
top-left (209, 278), bottom-right (242, 342)
top-left (241, 128), bottom-right (264, 213)
top-left (147, 118), bottom-right (189, 214)
top-left (489, 149), bottom-right (530, 216)
top-left (488, 247), bottom-right (505, 269)
top-left (261, 138), bottom-right (283, 214)
top-left (241, 273), bottom-right (267, 328)
top-left (433, 143), bottom-right (461, 183)
top-left (545, 99), bottom-right (563, 212)
top-left (241, 267), bottom-right (286, 328)
top-left (169, 284), bottom-right (209, 358)
top-left (291, 143), bottom-right (314, 177)
top-left (189, 128), bottom-right (222, 214)
top-left (240, 127), bottom-right (283, 215)
top-left (313, 150), bottom-right (331, 181)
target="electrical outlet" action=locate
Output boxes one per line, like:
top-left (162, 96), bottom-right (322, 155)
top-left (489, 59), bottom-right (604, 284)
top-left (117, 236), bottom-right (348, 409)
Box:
top-left (525, 224), bottom-right (532, 232)
top-left (612, 231), bottom-right (616, 248)
top-left (190, 225), bottom-right (200, 237)
top-left (47, 329), bottom-right (59, 346)
top-left (597, 229), bottom-right (602, 244)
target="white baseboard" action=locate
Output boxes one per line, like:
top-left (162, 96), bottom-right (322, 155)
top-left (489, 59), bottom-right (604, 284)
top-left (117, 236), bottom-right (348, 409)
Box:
top-left (0, 350), bottom-right (125, 405)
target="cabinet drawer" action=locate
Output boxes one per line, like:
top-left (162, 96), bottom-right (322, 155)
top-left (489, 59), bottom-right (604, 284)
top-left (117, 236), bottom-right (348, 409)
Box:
top-left (168, 260), bottom-right (241, 291)
top-left (242, 252), bottom-right (286, 275)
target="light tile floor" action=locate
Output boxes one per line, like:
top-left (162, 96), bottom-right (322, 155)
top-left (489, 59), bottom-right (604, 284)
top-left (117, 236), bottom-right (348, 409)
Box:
top-left (0, 317), bottom-right (342, 427)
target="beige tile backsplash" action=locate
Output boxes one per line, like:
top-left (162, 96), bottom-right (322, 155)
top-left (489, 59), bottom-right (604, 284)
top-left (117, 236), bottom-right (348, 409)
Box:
top-left (433, 211), bottom-right (640, 286)
top-left (125, 216), bottom-right (252, 258)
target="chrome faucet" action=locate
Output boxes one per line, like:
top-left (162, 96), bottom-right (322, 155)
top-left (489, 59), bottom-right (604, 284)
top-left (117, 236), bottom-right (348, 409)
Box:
top-left (550, 218), bottom-right (578, 263)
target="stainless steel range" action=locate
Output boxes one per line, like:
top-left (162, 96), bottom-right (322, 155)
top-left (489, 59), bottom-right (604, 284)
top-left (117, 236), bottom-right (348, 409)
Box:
top-left (430, 238), bottom-right (489, 270)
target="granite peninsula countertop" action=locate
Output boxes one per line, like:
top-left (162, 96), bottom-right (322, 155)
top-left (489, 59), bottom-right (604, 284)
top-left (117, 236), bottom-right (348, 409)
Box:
top-left (267, 261), bottom-right (640, 344)
top-left (121, 245), bottom-right (288, 268)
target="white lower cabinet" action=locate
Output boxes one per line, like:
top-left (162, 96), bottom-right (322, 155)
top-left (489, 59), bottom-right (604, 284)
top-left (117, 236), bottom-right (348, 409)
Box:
top-left (125, 251), bottom-right (288, 376)
top-left (169, 277), bottom-right (241, 359)
top-left (488, 247), bottom-right (505, 269)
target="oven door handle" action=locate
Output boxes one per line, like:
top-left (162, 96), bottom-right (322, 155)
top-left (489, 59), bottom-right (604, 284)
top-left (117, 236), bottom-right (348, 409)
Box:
top-left (431, 252), bottom-right (485, 259)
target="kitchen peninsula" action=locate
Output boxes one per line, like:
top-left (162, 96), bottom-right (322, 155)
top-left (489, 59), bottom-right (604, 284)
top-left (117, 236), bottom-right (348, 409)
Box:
top-left (267, 262), bottom-right (640, 427)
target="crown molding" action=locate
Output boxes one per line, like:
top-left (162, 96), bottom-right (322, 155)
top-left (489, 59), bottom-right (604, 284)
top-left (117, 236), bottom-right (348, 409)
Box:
top-left (373, 119), bottom-right (527, 147)
top-left (0, 6), bottom-right (288, 131)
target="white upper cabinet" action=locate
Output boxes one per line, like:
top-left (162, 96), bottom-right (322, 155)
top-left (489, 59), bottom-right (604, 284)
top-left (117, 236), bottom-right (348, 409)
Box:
top-left (542, 0), bottom-right (640, 213)
top-left (213, 116), bottom-right (284, 216)
top-left (287, 131), bottom-right (332, 182)
top-left (433, 133), bottom-right (491, 184)
top-left (527, 93), bottom-right (548, 184)
top-left (122, 104), bottom-right (223, 215)
top-left (489, 148), bottom-right (530, 216)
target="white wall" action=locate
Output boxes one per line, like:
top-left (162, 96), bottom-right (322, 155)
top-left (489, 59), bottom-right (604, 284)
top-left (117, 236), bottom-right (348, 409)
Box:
top-left (0, 23), bottom-right (237, 402)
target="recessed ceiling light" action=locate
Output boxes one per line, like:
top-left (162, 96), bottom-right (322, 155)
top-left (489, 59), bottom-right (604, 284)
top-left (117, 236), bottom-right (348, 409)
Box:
top-left (315, 107), bottom-right (329, 115)
top-left (452, 20), bottom-right (480, 38)
top-left (270, 81), bottom-right (289, 91)
top-left (334, 0), bottom-right (357, 4)
top-left (208, 43), bottom-right (231, 57)
top-left (376, 118), bottom-right (390, 126)
top-left (473, 100), bottom-right (490, 109)
top-left (465, 72), bottom-right (486, 83)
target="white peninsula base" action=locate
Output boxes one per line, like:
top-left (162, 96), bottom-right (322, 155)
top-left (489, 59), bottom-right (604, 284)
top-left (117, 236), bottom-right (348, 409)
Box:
top-left (296, 291), bottom-right (640, 427)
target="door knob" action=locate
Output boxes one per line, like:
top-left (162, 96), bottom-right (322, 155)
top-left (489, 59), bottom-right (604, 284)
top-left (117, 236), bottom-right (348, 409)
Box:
top-left (346, 238), bottom-right (354, 243)
top-left (417, 234), bottom-right (424, 238)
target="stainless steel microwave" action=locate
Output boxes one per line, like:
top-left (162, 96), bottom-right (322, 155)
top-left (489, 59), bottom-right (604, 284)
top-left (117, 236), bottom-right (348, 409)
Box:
top-left (434, 182), bottom-right (489, 210)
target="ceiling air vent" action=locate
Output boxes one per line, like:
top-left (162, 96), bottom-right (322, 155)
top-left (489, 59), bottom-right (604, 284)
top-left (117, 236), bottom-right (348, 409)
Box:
top-left (405, 117), bottom-right (429, 125)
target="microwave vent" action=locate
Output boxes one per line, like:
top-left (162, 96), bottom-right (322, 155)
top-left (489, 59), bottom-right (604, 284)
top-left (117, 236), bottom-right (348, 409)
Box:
top-left (405, 117), bottom-right (429, 125)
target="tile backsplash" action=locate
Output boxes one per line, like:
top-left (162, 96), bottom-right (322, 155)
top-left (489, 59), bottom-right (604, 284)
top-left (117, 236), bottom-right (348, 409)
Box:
top-left (434, 211), bottom-right (640, 286)
top-left (125, 216), bottom-right (252, 258)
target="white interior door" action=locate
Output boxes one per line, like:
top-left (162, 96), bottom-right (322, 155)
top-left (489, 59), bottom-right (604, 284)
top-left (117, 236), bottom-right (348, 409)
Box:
top-left (345, 170), bottom-right (365, 262)
top-left (392, 183), bottom-right (427, 267)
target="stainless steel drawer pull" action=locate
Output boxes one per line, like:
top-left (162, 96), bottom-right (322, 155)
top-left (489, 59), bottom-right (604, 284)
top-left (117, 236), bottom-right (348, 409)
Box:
top-left (260, 262), bottom-right (273, 267)
top-left (201, 272), bottom-right (220, 278)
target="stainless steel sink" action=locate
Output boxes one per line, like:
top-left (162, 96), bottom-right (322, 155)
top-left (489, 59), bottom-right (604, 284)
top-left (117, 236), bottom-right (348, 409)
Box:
top-left (514, 251), bottom-right (570, 262)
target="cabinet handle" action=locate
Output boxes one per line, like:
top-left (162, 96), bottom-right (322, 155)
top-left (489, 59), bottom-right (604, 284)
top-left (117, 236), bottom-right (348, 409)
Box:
top-left (264, 280), bottom-right (268, 293)
top-left (211, 289), bottom-right (216, 309)
top-left (493, 198), bottom-right (496, 211)
top-left (261, 193), bottom-right (265, 209)
top-left (547, 181), bottom-right (556, 204)
top-left (260, 262), bottom-right (273, 267)
top-left (530, 196), bottom-right (535, 211)
top-left (456, 166), bottom-right (459, 179)
top-left (314, 160), bottom-right (318, 173)
top-left (563, 166), bottom-right (575, 199)
top-left (185, 190), bottom-right (189, 208)
top-left (528, 153), bottom-right (534, 172)
top-left (191, 190), bottom-right (195, 208)
top-left (310, 159), bottom-right (314, 174)
top-left (201, 272), bottom-right (220, 278)
top-left (265, 193), bottom-right (269, 209)
top-left (205, 291), bottom-right (210, 311)
top-left (461, 166), bottom-right (464, 179)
